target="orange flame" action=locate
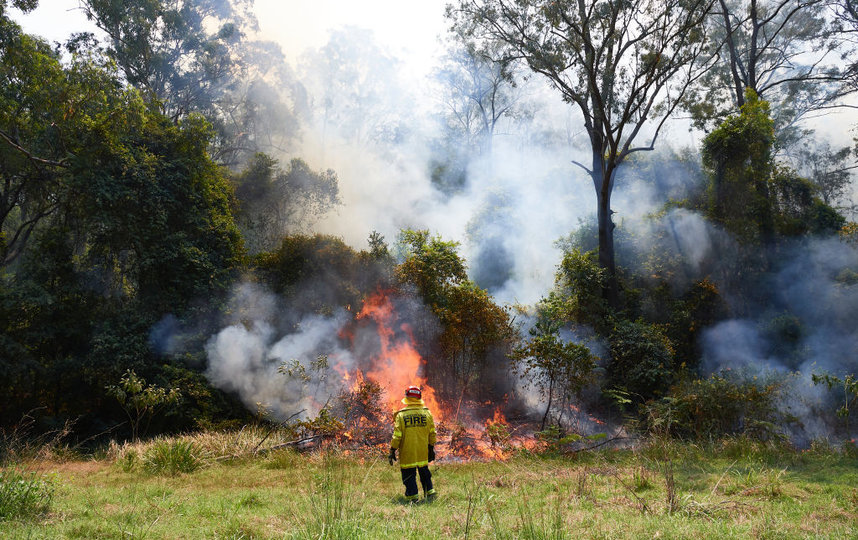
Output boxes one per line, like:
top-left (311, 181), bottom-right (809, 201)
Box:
top-left (356, 291), bottom-right (443, 420)
top-left (330, 290), bottom-right (575, 461)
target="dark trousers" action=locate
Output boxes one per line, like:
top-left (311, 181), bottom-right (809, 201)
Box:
top-left (401, 466), bottom-right (433, 499)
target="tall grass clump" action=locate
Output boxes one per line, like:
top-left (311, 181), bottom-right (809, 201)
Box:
top-left (142, 440), bottom-right (202, 476)
top-left (299, 453), bottom-right (363, 539)
top-left (0, 469), bottom-right (54, 520)
top-left (514, 490), bottom-right (568, 540)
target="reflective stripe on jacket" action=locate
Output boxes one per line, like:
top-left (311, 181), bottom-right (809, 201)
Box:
top-left (390, 398), bottom-right (436, 469)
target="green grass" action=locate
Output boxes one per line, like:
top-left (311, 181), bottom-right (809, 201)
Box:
top-left (0, 468), bottom-right (55, 521)
top-left (1, 435), bottom-right (857, 539)
top-left (141, 440), bottom-right (203, 476)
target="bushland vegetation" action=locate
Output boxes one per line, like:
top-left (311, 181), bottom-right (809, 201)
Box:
top-left (2, 0), bottom-right (858, 488)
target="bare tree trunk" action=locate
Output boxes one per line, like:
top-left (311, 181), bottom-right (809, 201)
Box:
top-left (541, 377), bottom-right (555, 431)
top-left (597, 186), bottom-right (619, 309)
top-left (593, 147), bottom-right (620, 309)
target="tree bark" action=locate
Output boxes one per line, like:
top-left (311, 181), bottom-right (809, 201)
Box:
top-left (593, 144), bottom-right (620, 310)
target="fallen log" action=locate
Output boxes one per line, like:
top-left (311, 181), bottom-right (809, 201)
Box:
top-left (214, 435), bottom-right (324, 462)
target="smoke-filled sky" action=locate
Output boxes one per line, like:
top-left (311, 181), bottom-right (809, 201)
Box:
top-left (256, 0), bottom-right (445, 76)
top-left (12, 0), bottom-right (858, 307)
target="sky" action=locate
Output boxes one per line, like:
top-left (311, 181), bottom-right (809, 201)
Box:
top-left (11, 0), bottom-right (449, 76)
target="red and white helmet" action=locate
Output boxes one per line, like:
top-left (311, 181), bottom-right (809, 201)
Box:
top-left (405, 385), bottom-right (422, 399)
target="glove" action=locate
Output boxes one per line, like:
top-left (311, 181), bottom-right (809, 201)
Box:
top-left (388, 448), bottom-right (396, 466)
top-left (428, 445), bottom-right (435, 462)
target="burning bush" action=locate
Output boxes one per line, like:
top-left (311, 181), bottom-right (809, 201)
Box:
top-left (334, 375), bottom-right (387, 445)
top-left (294, 408), bottom-right (344, 441)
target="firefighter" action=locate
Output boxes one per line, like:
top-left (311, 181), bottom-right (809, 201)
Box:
top-left (388, 385), bottom-right (437, 503)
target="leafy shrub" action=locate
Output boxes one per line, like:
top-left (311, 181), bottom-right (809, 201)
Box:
top-left (0, 469), bottom-right (54, 521)
top-left (485, 420), bottom-right (511, 449)
top-left (555, 248), bottom-right (610, 333)
top-left (295, 407), bottom-right (344, 439)
top-left (535, 425), bottom-right (606, 454)
top-left (335, 377), bottom-right (386, 444)
top-left (607, 319), bottom-right (675, 403)
top-left (645, 371), bottom-right (791, 441)
top-left (142, 440), bottom-right (202, 475)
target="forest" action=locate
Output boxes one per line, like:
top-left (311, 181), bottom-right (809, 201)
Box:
top-left (2, 0), bottom-right (858, 455)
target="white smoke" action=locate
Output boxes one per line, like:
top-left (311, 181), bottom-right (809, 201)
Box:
top-left (696, 236), bottom-right (858, 441)
top-left (204, 283), bottom-right (356, 420)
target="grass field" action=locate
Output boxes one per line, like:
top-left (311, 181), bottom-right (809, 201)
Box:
top-left (2, 433), bottom-right (857, 539)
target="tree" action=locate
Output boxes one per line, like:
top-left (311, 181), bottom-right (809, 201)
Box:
top-left (106, 369), bottom-right (181, 441)
top-left (702, 89), bottom-right (845, 242)
top-left (607, 319), bottom-right (675, 403)
top-left (395, 229), bottom-right (467, 308)
top-left (232, 153), bottom-right (340, 254)
top-left (80, 0), bottom-right (303, 166)
top-left (298, 27), bottom-right (410, 148)
top-left (0, 13), bottom-right (248, 434)
top-left (512, 303), bottom-right (596, 430)
top-left (690, 0), bottom-right (849, 135)
top-left (254, 234), bottom-right (375, 315)
top-left (0, 16), bottom-right (119, 266)
top-left (794, 141), bottom-right (856, 214)
top-left (437, 280), bottom-right (515, 400)
top-left (395, 229), bottom-right (514, 401)
top-left (702, 89), bottom-right (776, 242)
top-left (554, 248), bottom-right (611, 334)
top-left (449, 0), bottom-right (715, 308)
top-left (435, 41), bottom-right (520, 159)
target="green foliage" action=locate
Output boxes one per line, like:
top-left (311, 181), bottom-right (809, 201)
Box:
top-left (702, 89), bottom-right (775, 242)
top-left (0, 13), bottom-right (246, 435)
top-left (0, 469), bottom-right (54, 521)
top-left (142, 440), bottom-right (202, 476)
top-left (232, 153), bottom-right (340, 253)
top-left (0, 15), bottom-right (120, 266)
top-left (534, 425), bottom-right (607, 454)
top-left (701, 89), bottom-right (844, 242)
top-left (645, 371), bottom-right (791, 440)
top-left (812, 373), bottom-right (858, 432)
top-left (485, 420), bottom-right (511, 449)
top-left (770, 167), bottom-right (845, 235)
top-left (278, 354), bottom-right (330, 384)
top-left (554, 248), bottom-right (610, 333)
top-left (662, 279), bottom-right (728, 371)
top-left (512, 300), bottom-right (597, 429)
top-left (395, 229), bottom-right (467, 307)
top-left (80, 0), bottom-right (300, 166)
top-left (607, 319), bottom-right (675, 403)
top-left (437, 280), bottom-right (516, 398)
top-left (255, 234), bottom-right (377, 314)
top-left (394, 229), bottom-right (513, 400)
top-left (106, 370), bottom-right (181, 442)
top-left (296, 408), bottom-right (344, 439)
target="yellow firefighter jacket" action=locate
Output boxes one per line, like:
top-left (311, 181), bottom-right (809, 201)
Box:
top-left (390, 398), bottom-right (436, 469)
